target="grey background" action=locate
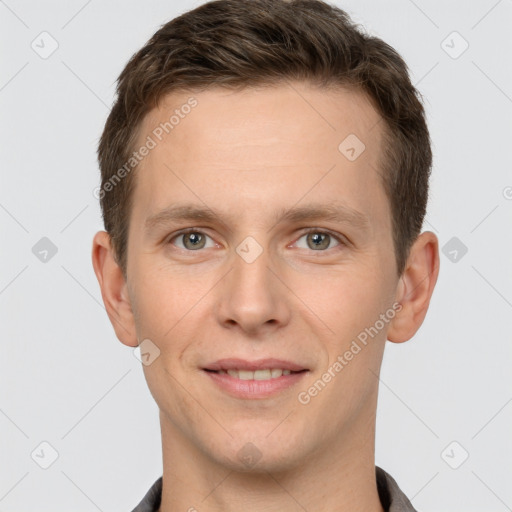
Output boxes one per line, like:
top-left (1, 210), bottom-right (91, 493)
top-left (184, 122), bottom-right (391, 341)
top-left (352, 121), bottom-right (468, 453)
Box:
top-left (1, 0), bottom-right (511, 510)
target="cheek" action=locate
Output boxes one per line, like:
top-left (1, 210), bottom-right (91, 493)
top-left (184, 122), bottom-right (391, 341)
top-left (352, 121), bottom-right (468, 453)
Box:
top-left (129, 260), bottom-right (225, 372)
top-left (315, 273), bottom-right (388, 390)
top-left (129, 262), bottom-right (195, 340)
top-left (295, 265), bottom-right (386, 337)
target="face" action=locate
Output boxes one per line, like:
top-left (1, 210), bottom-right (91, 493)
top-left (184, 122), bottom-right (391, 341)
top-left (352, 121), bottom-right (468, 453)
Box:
top-left (122, 82), bottom-right (402, 472)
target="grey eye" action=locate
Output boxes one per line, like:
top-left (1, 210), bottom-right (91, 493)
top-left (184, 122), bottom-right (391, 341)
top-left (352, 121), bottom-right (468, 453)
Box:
top-left (183, 232), bottom-right (205, 250)
top-left (172, 231), bottom-right (215, 250)
top-left (295, 231), bottom-right (341, 251)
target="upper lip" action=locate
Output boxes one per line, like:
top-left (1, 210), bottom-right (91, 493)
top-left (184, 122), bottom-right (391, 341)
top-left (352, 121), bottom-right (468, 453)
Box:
top-left (203, 358), bottom-right (308, 372)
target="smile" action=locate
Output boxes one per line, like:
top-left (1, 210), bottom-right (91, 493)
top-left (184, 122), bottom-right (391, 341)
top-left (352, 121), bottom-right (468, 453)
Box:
top-left (202, 358), bottom-right (309, 398)
top-left (212, 368), bottom-right (300, 380)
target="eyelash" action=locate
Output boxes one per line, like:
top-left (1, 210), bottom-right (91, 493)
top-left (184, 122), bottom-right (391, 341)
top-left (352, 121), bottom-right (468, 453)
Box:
top-left (167, 227), bottom-right (347, 252)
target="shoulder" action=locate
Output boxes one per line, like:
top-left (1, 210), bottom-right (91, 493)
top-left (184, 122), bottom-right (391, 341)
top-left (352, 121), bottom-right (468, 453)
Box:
top-left (376, 466), bottom-right (419, 512)
top-left (130, 476), bottom-right (163, 512)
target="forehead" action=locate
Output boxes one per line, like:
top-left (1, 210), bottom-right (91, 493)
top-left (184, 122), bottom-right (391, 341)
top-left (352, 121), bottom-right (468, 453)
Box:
top-left (132, 82), bottom-right (388, 230)
top-left (140, 82), bottom-right (382, 166)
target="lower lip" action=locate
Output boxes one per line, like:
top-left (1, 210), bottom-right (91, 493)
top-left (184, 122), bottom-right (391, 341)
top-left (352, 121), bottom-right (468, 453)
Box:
top-left (203, 370), bottom-right (308, 399)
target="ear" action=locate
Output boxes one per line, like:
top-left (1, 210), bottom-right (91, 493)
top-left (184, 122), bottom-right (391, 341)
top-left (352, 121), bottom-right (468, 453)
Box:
top-left (387, 231), bottom-right (440, 343)
top-left (91, 231), bottom-right (138, 347)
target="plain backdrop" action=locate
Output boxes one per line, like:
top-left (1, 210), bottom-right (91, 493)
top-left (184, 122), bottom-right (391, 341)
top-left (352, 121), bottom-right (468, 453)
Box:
top-left (1, 0), bottom-right (511, 510)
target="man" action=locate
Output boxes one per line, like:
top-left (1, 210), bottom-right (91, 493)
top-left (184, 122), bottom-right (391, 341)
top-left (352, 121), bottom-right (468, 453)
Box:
top-left (92, 0), bottom-right (439, 510)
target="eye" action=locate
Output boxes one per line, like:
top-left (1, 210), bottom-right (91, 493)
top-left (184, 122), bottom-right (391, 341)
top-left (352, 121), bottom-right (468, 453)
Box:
top-left (167, 228), bottom-right (346, 252)
top-left (294, 229), bottom-right (344, 251)
top-left (169, 229), bottom-right (216, 251)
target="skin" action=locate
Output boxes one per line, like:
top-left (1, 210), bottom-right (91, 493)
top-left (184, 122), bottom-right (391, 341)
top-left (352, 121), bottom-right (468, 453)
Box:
top-left (92, 81), bottom-right (439, 512)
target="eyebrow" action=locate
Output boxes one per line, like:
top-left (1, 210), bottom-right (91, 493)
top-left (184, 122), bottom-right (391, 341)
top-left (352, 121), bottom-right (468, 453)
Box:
top-left (144, 202), bottom-right (370, 234)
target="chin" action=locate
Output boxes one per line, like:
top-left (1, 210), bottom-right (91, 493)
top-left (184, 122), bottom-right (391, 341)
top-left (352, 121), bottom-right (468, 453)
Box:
top-left (205, 429), bottom-right (309, 475)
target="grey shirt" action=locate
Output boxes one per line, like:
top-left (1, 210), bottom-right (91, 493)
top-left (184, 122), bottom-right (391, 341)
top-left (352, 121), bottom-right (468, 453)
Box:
top-left (131, 466), bottom-right (417, 511)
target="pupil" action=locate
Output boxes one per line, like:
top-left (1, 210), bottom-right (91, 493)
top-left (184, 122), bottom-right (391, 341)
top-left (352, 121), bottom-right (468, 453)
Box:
top-left (309, 232), bottom-right (328, 250)
top-left (312, 234), bottom-right (322, 245)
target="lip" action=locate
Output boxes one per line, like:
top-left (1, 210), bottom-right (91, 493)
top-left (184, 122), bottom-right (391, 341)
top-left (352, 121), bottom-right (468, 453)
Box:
top-left (202, 358), bottom-right (310, 399)
top-left (203, 358), bottom-right (307, 372)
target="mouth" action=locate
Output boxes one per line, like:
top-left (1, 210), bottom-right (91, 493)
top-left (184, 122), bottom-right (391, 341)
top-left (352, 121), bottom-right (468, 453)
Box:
top-left (203, 368), bottom-right (308, 380)
top-left (202, 358), bottom-right (309, 399)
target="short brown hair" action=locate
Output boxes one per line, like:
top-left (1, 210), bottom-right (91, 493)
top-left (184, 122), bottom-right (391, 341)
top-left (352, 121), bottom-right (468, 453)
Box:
top-left (97, 0), bottom-right (432, 277)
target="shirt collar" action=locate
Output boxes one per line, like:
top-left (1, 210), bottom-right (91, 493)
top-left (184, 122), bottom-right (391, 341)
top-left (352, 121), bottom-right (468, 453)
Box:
top-left (131, 466), bottom-right (417, 512)
top-left (376, 466), bottom-right (418, 512)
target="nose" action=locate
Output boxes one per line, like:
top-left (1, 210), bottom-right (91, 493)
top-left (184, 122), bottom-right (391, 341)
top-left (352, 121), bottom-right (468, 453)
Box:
top-left (214, 242), bottom-right (291, 336)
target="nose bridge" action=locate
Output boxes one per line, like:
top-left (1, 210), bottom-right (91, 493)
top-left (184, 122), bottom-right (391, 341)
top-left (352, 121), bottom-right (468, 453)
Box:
top-left (233, 236), bottom-right (271, 290)
top-left (215, 234), bottom-right (289, 332)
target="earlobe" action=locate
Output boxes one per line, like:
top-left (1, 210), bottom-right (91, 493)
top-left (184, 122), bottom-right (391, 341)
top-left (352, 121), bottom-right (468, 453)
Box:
top-left (387, 231), bottom-right (440, 344)
top-left (91, 231), bottom-right (138, 347)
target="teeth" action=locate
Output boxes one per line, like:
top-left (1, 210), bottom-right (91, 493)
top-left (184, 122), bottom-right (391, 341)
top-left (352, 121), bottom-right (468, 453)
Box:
top-left (254, 370), bottom-right (270, 380)
top-left (239, 369), bottom-right (257, 380)
top-left (222, 368), bottom-right (293, 380)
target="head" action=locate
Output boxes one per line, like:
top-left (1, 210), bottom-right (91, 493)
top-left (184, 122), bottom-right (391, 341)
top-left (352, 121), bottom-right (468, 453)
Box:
top-left (92, 0), bottom-right (439, 473)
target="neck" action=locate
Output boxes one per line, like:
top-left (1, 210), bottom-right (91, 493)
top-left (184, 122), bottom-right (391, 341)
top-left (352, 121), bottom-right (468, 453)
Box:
top-left (157, 404), bottom-right (385, 512)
